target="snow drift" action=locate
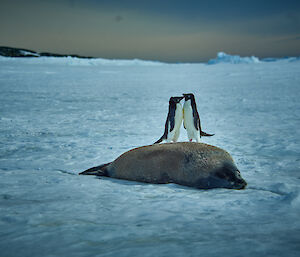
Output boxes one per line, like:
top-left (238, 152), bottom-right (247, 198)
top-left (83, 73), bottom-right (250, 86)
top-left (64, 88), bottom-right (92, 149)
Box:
top-left (0, 55), bottom-right (299, 257)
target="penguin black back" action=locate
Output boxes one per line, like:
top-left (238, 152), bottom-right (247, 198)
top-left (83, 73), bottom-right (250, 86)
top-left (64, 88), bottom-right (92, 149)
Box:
top-left (168, 97), bottom-right (181, 132)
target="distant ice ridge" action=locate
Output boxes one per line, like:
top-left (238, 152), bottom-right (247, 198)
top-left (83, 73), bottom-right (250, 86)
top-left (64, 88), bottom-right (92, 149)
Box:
top-left (208, 52), bottom-right (260, 64)
top-left (262, 56), bottom-right (300, 62)
top-left (0, 55), bottom-right (164, 66)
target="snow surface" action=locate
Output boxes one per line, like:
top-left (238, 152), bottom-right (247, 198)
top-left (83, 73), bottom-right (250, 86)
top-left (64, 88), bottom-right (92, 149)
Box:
top-left (0, 55), bottom-right (300, 257)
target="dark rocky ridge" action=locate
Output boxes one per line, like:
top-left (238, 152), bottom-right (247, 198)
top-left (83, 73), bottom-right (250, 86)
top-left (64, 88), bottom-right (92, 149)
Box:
top-left (0, 46), bottom-right (94, 59)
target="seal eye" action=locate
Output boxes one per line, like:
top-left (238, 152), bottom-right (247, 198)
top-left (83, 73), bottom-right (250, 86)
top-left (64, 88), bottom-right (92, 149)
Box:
top-left (215, 167), bottom-right (236, 182)
top-left (215, 171), bottom-right (226, 179)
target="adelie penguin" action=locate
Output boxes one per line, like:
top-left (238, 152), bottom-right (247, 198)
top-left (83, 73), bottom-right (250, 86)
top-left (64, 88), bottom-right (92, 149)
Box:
top-left (183, 93), bottom-right (214, 142)
top-left (154, 96), bottom-right (184, 144)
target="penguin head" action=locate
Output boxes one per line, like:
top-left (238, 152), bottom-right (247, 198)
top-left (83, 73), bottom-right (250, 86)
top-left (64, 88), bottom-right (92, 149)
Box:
top-left (169, 96), bottom-right (184, 104)
top-left (183, 93), bottom-right (195, 102)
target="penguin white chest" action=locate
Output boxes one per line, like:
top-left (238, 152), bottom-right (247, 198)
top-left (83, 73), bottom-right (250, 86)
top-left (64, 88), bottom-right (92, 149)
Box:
top-left (183, 101), bottom-right (195, 131)
top-left (174, 103), bottom-right (183, 130)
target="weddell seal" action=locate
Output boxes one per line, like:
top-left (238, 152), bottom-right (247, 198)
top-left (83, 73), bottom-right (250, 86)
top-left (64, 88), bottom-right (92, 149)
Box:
top-left (79, 142), bottom-right (247, 190)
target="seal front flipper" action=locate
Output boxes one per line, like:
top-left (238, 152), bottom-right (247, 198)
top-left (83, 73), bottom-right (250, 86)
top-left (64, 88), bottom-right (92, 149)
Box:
top-left (79, 162), bottom-right (111, 176)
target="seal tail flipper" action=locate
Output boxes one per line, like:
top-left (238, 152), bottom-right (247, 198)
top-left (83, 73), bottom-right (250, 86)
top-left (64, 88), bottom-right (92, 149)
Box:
top-left (79, 162), bottom-right (111, 176)
top-left (200, 130), bottom-right (214, 137)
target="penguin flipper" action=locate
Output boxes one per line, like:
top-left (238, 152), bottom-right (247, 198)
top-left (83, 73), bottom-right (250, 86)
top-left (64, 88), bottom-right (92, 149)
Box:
top-left (154, 114), bottom-right (169, 144)
top-left (153, 136), bottom-right (164, 144)
top-left (79, 162), bottom-right (111, 176)
top-left (200, 131), bottom-right (214, 137)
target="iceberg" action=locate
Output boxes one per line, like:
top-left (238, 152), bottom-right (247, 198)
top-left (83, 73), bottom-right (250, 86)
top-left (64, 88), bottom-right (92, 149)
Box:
top-left (208, 52), bottom-right (260, 64)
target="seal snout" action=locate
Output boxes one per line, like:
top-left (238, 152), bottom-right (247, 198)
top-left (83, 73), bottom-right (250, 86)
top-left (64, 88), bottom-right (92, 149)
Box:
top-left (233, 178), bottom-right (247, 190)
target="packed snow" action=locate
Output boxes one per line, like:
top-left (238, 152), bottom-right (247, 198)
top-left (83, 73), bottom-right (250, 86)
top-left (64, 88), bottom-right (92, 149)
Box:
top-left (0, 54), bottom-right (300, 257)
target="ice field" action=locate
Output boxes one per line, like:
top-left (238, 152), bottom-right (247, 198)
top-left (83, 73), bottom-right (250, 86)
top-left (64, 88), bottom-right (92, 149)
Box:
top-left (0, 54), bottom-right (300, 256)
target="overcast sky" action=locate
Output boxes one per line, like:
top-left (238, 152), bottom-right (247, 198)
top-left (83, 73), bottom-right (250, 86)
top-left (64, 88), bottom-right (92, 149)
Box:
top-left (1, 0), bottom-right (300, 62)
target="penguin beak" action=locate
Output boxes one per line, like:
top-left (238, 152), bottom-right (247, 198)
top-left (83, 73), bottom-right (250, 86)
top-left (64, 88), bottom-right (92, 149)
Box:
top-left (179, 96), bottom-right (184, 101)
